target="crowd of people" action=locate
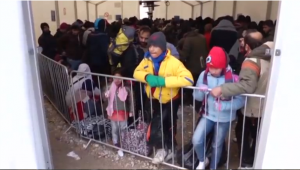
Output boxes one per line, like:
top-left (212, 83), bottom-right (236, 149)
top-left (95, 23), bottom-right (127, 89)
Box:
top-left (38, 14), bottom-right (275, 169)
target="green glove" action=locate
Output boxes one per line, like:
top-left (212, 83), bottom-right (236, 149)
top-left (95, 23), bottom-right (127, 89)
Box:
top-left (156, 76), bottom-right (166, 87)
top-left (146, 74), bottom-right (158, 87)
top-left (146, 75), bottom-right (166, 87)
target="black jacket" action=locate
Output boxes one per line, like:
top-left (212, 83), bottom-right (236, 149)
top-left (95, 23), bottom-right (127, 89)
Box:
top-left (86, 31), bottom-right (110, 66)
top-left (119, 44), bottom-right (144, 78)
top-left (38, 32), bottom-right (57, 59)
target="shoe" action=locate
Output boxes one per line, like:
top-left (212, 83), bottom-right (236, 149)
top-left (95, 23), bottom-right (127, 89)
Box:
top-left (152, 149), bottom-right (167, 164)
top-left (196, 157), bottom-right (209, 169)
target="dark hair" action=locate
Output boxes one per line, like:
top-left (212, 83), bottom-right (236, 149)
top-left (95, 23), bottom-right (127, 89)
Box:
top-left (113, 67), bottom-right (124, 76)
top-left (60, 57), bottom-right (71, 68)
top-left (139, 25), bottom-right (151, 34)
top-left (263, 20), bottom-right (274, 27)
top-left (244, 30), bottom-right (263, 50)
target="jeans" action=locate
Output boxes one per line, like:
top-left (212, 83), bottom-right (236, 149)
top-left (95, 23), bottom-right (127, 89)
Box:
top-left (111, 120), bottom-right (127, 145)
top-left (67, 58), bottom-right (82, 70)
top-left (192, 117), bottom-right (230, 169)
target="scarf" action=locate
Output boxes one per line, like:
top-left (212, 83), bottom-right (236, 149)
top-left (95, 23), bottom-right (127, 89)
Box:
top-left (106, 82), bottom-right (128, 116)
top-left (149, 51), bottom-right (167, 75)
top-left (200, 66), bottom-right (234, 115)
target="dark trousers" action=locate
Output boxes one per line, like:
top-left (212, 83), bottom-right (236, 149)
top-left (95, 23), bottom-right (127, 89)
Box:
top-left (235, 112), bottom-right (261, 165)
top-left (90, 64), bottom-right (111, 87)
top-left (148, 98), bottom-right (180, 150)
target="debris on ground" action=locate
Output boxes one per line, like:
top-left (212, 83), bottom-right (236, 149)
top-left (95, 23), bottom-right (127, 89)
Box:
top-left (67, 151), bottom-right (80, 160)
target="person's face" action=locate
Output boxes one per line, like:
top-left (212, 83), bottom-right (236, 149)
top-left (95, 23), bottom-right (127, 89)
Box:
top-left (209, 67), bottom-right (222, 77)
top-left (263, 25), bottom-right (270, 33)
top-left (149, 46), bottom-right (163, 58)
top-left (43, 26), bottom-right (49, 32)
top-left (114, 73), bottom-right (123, 86)
top-left (72, 29), bottom-right (79, 35)
top-left (60, 28), bottom-right (67, 32)
top-left (139, 31), bottom-right (150, 47)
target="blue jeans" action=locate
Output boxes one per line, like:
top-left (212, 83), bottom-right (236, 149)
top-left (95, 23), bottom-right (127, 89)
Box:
top-left (67, 58), bottom-right (82, 70)
top-left (192, 117), bottom-right (230, 169)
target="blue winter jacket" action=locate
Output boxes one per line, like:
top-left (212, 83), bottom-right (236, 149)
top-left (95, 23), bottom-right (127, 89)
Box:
top-left (193, 69), bottom-right (245, 122)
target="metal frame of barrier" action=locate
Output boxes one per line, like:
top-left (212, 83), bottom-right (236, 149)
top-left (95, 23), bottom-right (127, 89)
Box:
top-left (38, 54), bottom-right (266, 169)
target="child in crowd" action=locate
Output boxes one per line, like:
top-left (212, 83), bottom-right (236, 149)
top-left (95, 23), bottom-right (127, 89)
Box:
top-left (192, 47), bottom-right (244, 169)
top-left (105, 68), bottom-right (133, 155)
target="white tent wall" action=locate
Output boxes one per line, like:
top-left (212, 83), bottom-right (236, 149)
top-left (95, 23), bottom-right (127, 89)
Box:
top-left (31, 1), bottom-right (94, 44)
top-left (58, 1), bottom-right (75, 24)
top-left (193, 4), bottom-right (201, 19)
top-left (153, 1), bottom-right (193, 19)
top-left (200, 1), bottom-right (279, 22)
top-left (88, 2), bottom-right (96, 21)
top-left (31, 1), bottom-right (57, 44)
top-left (96, 1), bottom-right (139, 23)
top-left (76, 1), bottom-right (88, 21)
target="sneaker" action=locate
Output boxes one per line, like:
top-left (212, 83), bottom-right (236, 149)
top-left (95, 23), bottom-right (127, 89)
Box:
top-left (196, 157), bottom-right (209, 169)
top-left (152, 149), bottom-right (167, 164)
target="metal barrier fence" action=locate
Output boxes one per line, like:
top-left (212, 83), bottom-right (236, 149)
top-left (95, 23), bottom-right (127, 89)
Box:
top-left (38, 53), bottom-right (266, 169)
top-left (38, 52), bottom-right (71, 123)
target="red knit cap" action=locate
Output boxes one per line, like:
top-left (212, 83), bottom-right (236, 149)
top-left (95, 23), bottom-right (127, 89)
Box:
top-left (206, 46), bottom-right (227, 69)
top-left (60, 22), bottom-right (68, 29)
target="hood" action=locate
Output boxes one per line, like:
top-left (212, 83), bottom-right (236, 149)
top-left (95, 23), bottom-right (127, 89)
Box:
top-left (248, 41), bottom-right (274, 61)
top-left (94, 18), bottom-right (107, 32)
top-left (212, 19), bottom-right (236, 32)
top-left (184, 30), bottom-right (199, 38)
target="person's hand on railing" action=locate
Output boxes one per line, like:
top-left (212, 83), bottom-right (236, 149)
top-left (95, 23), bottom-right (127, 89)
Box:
top-left (198, 84), bottom-right (209, 92)
top-left (129, 113), bottom-right (133, 117)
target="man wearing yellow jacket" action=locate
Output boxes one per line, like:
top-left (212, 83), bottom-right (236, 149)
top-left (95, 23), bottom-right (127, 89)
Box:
top-left (134, 32), bottom-right (193, 164)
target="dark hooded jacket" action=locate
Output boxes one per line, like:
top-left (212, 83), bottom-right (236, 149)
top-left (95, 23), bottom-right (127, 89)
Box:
top-left (177, 31), bottom-right (208, 75)
top-left (86, 18), bottom-right (110, 67)
top-left (210, 20), bottom-right (238, 54)
top-left (58, 23), bottom-right (84, 60)
top-left (38, 23), bottom-right (57, 59)
top-left (119, 44), bottom-right (144, 78)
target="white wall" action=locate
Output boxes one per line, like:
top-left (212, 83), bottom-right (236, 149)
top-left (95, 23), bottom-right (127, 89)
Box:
top-left (97, 1), bottom-right (139, 23)
top-left (193, 4), bottom-right (201, 19)
top-left (88, 2), bottom-right (96, 22)
top-left (31, 1), bottom-right (57, 44)
top-left (153, 1), bottom-right (193, 19)
top-left (31, 1), bottom-right (90, 44)
top-left (58, 1), bottom-right (75, 24)
top-left (201, 1), bottom-right (279, 22)
top-left (76, 1), bottom-right (87, 21)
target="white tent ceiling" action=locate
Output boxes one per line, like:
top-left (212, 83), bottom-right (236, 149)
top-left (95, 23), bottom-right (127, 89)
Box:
top-left (86, 0), bottom-right (211, 6)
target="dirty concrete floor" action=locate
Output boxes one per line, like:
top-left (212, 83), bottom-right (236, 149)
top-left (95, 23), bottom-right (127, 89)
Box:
top-left (46, 99), bottom-right (241, 169)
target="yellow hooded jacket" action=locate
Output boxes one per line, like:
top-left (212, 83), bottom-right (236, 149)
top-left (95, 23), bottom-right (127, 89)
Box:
top-left (133, 50), bottom-right (194, 103)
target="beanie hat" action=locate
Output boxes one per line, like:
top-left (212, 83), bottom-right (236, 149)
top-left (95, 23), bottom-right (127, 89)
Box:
top-left (147, 32), bottom-right (167, 52)
top-left (206, 46), bottom-right (227, 69)
top-left (60, 22), bottom-right (68, 30)
top-left (40, 22), bottom-right (49, 31)
top-left (71, 21), bottom-right (80, 30)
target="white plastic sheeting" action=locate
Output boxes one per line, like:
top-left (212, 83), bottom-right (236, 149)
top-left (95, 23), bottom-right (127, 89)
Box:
top-left (31, 0), bottom-right (279, 43)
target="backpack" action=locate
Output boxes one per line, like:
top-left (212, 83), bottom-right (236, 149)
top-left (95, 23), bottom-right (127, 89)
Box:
top-left (108, 25), bottom-right (136, 66)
